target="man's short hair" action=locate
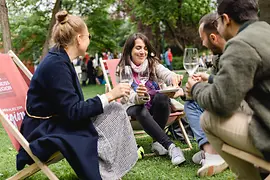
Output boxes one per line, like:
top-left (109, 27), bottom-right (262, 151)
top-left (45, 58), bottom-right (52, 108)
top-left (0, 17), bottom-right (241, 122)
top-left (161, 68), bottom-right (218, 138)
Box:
top-left (217, 0), bottom-right (258, 24)
top-left (199, 13), bottom-right (219, 36)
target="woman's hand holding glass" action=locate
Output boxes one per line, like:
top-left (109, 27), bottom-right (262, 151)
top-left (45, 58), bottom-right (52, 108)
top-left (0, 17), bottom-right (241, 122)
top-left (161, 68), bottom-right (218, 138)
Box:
top-left (137, 68), bottom-right (149, 100)
top-left (106, 83), bottom-right (131, 102)
top-left (136, 84), bottom-right (148, 99)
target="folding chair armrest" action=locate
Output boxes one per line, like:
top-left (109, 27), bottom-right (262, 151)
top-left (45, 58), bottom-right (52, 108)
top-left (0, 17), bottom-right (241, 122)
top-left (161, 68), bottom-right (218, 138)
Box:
top-left (169, 111), bottom-right (184, 117)
top-left (222, 143), bottom-right (270, 172)
top-left (0, 110), bottom-right (59, 179)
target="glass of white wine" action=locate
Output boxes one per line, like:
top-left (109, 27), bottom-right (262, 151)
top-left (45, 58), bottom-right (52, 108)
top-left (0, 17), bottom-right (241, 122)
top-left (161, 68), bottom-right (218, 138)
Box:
top-left (183, 48), bottom-right (199, 76)
top-left (120, 66), bottom-right (133, 85)
top-left (138, 68), bottom-right (149, 85)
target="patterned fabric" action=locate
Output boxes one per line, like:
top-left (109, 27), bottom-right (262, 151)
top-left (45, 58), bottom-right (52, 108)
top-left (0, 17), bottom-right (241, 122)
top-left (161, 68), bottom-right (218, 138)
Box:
top-left (130, 59), bottom-right (148, 73)
top-left (92, 102), bottom-right (138, 180)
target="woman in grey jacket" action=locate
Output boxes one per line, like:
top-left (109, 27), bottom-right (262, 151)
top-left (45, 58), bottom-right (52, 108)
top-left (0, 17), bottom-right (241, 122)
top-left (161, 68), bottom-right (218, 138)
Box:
top-left (116, 33), bottom-right (185, 165)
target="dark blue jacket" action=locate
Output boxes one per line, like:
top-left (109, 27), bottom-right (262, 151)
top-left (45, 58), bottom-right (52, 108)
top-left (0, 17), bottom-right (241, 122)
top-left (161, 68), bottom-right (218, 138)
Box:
top-left (17, 47), bottom-right (103, 180)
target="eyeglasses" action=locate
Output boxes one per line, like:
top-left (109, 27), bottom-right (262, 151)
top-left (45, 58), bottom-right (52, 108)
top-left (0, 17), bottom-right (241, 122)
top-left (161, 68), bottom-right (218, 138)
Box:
top-left (81, 34), bottom-right (92, 40)
top-left (212, 15), bottom-right (223, 28)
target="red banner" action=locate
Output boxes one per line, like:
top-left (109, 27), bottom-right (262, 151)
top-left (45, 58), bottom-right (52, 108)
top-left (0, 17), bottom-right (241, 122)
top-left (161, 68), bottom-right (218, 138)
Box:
top-left (0, 54), bottom-right (29, 151)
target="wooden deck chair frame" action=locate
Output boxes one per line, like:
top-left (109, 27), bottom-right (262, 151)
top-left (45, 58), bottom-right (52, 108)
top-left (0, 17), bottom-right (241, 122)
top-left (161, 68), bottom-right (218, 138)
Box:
top-left (222, 143), bottom-right (270, 179)
top-left (0, 50), bottom-right (63, 180)
top-left (99, 58), bottom-right (192, 150)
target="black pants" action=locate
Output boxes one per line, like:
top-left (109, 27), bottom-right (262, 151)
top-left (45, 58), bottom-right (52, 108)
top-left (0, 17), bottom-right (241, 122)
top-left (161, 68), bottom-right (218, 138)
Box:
top-left (127, 93), bottom-right (172, 149)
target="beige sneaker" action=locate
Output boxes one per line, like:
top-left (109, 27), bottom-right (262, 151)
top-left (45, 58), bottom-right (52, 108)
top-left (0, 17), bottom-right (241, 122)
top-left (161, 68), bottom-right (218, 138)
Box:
top-left (197, 153), bottom-right (228, 177)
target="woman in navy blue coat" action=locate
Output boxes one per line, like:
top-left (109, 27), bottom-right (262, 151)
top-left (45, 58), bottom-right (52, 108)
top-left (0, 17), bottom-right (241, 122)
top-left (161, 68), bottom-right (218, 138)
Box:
top-left (16, 10), bottom-right (137, 180)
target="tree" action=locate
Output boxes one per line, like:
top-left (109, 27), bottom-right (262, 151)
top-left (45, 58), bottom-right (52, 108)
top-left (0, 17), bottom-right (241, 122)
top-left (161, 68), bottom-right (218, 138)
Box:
top-left (41, 0), bottom-right (61, 59)
top-left (122, 0), bottom-right (214, 54)
top-left (259, 0), bottom-right (270, 24)
top-left (7, 0), bottom-right (129, 61)
top-left (0, 0), bottom-right (12, 53)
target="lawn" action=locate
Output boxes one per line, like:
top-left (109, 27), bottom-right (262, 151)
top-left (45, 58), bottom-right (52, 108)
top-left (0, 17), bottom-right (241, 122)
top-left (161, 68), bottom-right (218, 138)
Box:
top-left (0, 83), bottom-right (235, 180)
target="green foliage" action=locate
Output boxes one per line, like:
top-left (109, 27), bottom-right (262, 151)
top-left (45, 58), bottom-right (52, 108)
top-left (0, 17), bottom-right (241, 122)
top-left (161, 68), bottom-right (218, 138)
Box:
top-left (126, 0), bottom-right (179, 25)
top-left (3, 0), bottom-right (216, 62)
top-left (172, 56), bottom-right (184, 70)
top-left (180, 0), bottom-right (214, 25)
top-left (6, 0), bottom-right (55, 61)
top-left (10, 11), bottom-right (49, 61)
top-left (125, 0), bottom-right (215, 51)
top-left (5, 0), bottom-right (134, 61)
top-left (128, 0), bottom-right (214, 27)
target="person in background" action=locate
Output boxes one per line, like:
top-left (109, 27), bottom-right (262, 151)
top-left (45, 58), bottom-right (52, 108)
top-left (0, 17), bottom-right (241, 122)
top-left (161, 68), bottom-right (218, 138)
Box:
top-left (164, 47), bottom-right (173, 70)
top-left (95, 65), bottom-right (105, 85)
top-left (116, 33), bottom-right (185, 166)
top-left (107, 51), bottom-right (113, 60)
top-left (186, 0), bottom-right (270, 179)
top-left (76, 56), bottom-right (82, 66)
top-left (205, 51), bottom-right (213, 68)
top-left (16, 10), bottom-right (137, 180)
top-left (87, 56), bottom-right (96, 85)
top-left (199, 52), bottom-right (207, 66)
top-left (80, 57), bottom-right (88, 86)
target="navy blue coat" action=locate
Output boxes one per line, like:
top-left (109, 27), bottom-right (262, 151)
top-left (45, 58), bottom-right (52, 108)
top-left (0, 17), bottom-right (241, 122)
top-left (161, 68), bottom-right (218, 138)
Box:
top-left (17, 47), bottom-right (103, 180)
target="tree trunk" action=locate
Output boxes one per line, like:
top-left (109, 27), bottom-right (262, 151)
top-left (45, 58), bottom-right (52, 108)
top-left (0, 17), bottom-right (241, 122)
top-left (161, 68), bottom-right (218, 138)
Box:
top-left (0, 0), bottom-right (12, 53)
top-left (164, 20), bottom-right (184, 52)
top-left (259, 0), bottom-right (270, 24)
top-left (41, 0), bottom-right (61, 59)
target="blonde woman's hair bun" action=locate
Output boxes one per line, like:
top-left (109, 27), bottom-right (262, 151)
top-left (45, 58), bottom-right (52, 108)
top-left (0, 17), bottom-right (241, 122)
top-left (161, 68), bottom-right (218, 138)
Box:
top-left (56, 10), bottom-right (69, 24)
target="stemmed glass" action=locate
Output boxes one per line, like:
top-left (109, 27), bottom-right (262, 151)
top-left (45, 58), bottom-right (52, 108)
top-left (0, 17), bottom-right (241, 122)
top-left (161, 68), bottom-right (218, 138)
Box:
top-left (197, 62), bottom-right (208, 73)
top-left (138, 68), bottom-right (149, 85)
top-left (183, 48), bottom-right (199, 76)
top-left (138, 68), bottom-right (150, 100)
top-left (120, 66), bottom-right (133, 85)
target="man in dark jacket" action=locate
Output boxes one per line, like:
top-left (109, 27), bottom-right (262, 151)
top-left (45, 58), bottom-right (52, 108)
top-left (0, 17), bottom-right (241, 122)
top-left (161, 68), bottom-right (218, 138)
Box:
top-left (186, 0), bottom-right (270, 179)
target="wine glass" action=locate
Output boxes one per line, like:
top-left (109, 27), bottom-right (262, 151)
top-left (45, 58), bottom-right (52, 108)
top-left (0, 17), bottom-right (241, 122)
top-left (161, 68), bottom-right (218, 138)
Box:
top-left (138, 68), bottom-right (149, 85)
top-left (120, 66), bottom-right (133, 85)
top-left (197, 61), bottom-right (208, 73)
top-left (183, 48), bottom-right (199, 76)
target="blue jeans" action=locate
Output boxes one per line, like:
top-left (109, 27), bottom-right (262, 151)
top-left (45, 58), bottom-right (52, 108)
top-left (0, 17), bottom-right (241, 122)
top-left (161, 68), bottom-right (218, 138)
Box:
top-left (184, 100), bottom-right (208, 148)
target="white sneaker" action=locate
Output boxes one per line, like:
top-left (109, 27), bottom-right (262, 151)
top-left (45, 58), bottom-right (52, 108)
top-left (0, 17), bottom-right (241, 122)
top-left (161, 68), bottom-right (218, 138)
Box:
top-left (197, 152), bottom-right (228, 177)
top-left (151, 142), bottom-right (168, 155)
top-left (168, 144), bottom-right (186, 165)
top-left (192, 150), bottom-right (205, 164)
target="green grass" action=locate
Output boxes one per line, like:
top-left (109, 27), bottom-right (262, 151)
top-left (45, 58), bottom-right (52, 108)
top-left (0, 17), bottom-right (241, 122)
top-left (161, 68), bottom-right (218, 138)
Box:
top-left (0, 84), bottom-right (235, 180)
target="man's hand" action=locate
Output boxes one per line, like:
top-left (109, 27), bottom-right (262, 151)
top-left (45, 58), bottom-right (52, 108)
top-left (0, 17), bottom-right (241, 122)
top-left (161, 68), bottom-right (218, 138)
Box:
top-left (186, 77), bottom-right (198, 97)
top-left (192, 72), bottom-right (210, 82)
top-left (106, 83), bottom-right (130, 102)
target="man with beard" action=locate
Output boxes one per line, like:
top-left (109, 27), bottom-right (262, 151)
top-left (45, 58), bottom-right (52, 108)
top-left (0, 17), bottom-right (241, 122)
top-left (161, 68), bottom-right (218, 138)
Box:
top-left (184, 12), bottom-right (228, 177)
top-left (186, 0), bottom-right (270, 179)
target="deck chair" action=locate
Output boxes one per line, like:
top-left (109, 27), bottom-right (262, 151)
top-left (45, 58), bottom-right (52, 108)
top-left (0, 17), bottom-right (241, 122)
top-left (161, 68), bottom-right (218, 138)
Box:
top-left (99, 58), bottom-right (192, 150)
top-left (222, 143), bottom-right (270, 179)
top-left (0, 50), bottom-right (63, 180)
